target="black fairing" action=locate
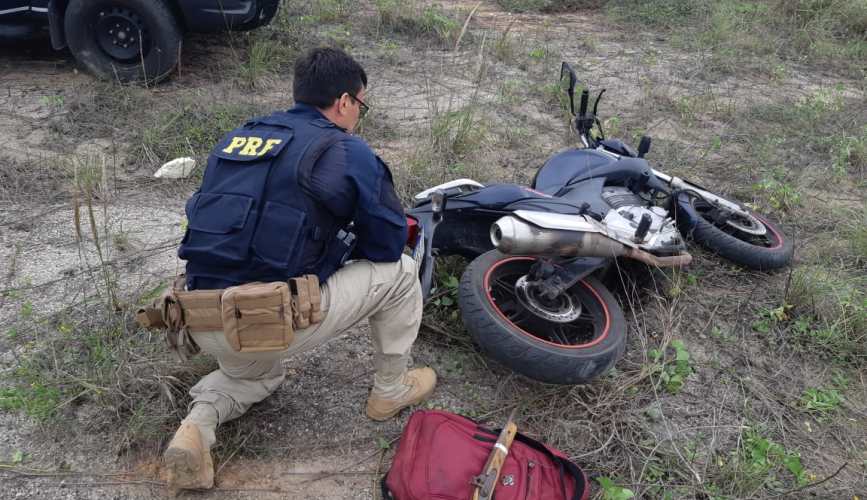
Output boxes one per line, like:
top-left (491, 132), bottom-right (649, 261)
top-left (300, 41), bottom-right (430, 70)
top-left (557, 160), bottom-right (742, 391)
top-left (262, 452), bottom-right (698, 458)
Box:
top-left (532, 148), bottom-right (668, 195)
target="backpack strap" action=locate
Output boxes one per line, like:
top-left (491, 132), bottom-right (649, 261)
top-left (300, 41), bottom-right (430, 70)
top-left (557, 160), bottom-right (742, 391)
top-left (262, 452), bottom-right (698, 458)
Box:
top-left (380, 477), bottom-right (394, 499)
top-left (472, 421), bottom-right (588, 500)
top-left (511, 433), bottom-right (588, 500)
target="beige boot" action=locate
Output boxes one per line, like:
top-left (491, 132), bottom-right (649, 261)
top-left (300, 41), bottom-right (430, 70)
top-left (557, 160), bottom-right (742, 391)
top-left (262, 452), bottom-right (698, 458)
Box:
top-left (163, 422), bottom-right (215, 491)
top-left (366, 367), bottom-right (437, 421)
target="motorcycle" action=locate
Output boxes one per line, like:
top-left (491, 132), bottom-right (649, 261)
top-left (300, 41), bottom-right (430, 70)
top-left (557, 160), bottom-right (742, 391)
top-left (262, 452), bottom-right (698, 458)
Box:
top-left (406, 62), bottom-right (793, 385)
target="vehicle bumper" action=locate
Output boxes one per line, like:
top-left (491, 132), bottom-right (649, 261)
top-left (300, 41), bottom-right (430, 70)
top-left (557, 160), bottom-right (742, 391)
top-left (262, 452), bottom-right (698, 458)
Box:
top-left (180, 0), bottom-right (280, 33)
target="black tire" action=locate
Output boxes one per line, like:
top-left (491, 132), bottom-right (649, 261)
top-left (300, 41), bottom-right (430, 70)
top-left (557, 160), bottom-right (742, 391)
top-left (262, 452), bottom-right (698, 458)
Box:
top-left (65, 0), bottom-right (181, 83)
top-left (676, 193), bottom-right (794, 271)
top-left (458, 251), bottom-right (627, 385)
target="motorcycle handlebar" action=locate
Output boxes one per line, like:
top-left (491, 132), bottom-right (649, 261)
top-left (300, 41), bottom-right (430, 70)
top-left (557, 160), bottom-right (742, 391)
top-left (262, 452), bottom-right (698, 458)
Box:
top-left (579, 89), bottom-right (589, 117)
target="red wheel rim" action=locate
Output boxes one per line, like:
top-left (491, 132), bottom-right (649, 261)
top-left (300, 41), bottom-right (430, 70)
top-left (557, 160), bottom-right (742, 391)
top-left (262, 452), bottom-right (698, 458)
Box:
top-left (482, 257), bottom-right (611, 349)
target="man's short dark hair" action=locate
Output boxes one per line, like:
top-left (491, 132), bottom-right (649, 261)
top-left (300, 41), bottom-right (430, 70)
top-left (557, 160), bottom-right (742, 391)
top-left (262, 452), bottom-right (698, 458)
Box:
top-left (293, 48), bottom-right (368, 109)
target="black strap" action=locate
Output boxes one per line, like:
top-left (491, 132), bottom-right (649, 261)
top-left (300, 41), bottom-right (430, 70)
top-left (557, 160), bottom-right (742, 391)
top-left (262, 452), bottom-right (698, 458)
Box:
top-left (380, 476), bottom-right (393, 499)
top-left (510, 432), bottom-right (587, 500)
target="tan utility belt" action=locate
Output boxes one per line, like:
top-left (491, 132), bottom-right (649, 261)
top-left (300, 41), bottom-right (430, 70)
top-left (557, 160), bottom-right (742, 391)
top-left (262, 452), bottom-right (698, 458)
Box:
top-left (136, 275), bottom-right (323, 360)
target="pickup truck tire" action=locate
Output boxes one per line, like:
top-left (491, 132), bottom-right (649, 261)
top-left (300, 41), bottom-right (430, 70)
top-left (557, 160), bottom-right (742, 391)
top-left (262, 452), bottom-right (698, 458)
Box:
top-left (65, 0), bottom-right (182, 83)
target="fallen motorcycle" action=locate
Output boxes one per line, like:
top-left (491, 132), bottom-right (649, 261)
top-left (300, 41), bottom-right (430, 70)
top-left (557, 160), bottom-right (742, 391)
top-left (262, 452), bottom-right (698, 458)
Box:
top-left (407, 62), bottom-right (793, 385)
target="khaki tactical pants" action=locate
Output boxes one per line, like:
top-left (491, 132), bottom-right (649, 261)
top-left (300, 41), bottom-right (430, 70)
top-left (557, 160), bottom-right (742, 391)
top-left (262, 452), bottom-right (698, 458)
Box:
top-left (183, 254), bottom-right (422, 447)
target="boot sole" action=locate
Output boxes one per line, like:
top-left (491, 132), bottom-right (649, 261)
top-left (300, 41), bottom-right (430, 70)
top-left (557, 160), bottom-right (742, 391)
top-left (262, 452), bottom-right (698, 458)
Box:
top-left (164, 447), bottom-right (207, 489)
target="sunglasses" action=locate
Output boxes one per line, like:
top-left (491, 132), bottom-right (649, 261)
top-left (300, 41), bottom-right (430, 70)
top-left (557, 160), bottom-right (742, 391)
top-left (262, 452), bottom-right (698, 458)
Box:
top-left (348, 92), bottom-right (370, 118)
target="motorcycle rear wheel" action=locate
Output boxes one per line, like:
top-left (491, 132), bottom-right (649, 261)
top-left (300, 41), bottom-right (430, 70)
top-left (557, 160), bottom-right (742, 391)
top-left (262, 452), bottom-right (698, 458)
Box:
top-left (458, 251), bottom-right (626, 385)
top-left (677, 192), bottom-right (793, 271)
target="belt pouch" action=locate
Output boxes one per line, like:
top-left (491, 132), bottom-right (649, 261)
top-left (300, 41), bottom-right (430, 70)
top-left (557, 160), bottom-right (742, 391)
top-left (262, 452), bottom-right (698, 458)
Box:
top-left (221, 282), bottom-right (294, 352)
top-left (174, 289), bottom-right (223, 333)
top-left (289, 277), bottom-right (311, 329)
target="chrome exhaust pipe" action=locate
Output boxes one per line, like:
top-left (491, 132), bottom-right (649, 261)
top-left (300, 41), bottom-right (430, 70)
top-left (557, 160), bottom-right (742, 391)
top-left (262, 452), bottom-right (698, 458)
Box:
top-left (491, 215), bottom-right (627, 257)
top-left (491, 215), bottom-right (692, 267)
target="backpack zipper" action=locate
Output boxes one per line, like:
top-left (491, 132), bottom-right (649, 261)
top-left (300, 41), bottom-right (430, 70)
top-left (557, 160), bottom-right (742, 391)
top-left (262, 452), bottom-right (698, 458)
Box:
top-left (524, 461), bottom-right (536, 499)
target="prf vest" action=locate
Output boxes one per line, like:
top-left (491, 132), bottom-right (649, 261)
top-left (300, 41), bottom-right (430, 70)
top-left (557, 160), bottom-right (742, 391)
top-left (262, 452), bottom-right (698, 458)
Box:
top-left (178, 111), bottom-right (354, 289)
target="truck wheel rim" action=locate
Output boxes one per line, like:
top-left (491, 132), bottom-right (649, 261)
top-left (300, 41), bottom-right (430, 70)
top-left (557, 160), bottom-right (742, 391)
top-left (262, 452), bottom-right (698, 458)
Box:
top-left (95, 7), bottom-right (150, 62)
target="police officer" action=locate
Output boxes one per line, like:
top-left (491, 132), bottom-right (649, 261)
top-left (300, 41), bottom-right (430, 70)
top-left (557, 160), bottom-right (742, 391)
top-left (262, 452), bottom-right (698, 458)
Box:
top-left (163, 48), bottom-right (437, 491)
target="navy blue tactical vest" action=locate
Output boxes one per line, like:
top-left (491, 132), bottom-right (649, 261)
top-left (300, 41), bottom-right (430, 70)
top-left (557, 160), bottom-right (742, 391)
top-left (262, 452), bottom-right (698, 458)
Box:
top-left (178, 111), bottom-right (353, 289)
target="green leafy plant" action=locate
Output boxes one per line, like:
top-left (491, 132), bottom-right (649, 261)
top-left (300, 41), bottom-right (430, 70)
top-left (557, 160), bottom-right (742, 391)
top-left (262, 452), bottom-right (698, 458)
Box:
top-left (432, 275), bottom-right (460, 308)
top-left (753, 176), bottom-right (801, 212)
top-left (373, 0), bottom-right (461, 47)
top-left (528, 47), bottom-right (547, 59)
top-left (596, 476), bottom-right (635, 500)
top-left (19, 301), bottom-right (33, 320)
top-left (800, 387), bottom-right (844, 415)
top-left (0, 384), bottom-right (62, 422)
top-left (751, 304), bottom-right (792, 333)
top-left (40, 94), bottom-right (64, 108)
top-left (742, 428), bottom-right (808, 487)
top-left (650, 339), bottom-right (693, 394)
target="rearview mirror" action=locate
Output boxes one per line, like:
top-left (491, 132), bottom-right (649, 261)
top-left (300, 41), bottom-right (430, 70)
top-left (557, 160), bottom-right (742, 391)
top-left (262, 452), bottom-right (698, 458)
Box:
top-left (559, 62), bottom-right (578, 115)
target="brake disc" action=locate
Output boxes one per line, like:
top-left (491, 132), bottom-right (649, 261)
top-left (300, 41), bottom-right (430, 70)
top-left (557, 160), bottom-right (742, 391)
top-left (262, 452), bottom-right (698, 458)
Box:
top-left (724, 212), bottom-right (767, 236)
top-left (514, 275), bottom-right (582, 323)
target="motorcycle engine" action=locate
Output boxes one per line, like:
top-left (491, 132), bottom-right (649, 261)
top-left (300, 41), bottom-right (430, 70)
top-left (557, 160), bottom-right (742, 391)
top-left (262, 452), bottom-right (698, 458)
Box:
top-left (601, 187), bottom-right (684, 253)
top-left (601, 186), bottom-right (645, 209)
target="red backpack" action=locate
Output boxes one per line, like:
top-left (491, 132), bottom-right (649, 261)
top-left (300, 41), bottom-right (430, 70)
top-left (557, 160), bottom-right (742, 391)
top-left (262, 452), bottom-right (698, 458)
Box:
top-left (382, 410), bottom-right (590, 500)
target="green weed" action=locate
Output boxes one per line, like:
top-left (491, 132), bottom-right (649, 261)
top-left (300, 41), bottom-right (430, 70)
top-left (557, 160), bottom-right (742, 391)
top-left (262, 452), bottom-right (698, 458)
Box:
top-left (497, 79), bottom-right (524, 106)
top-left (498, 0), bottom-right (606, 13)
top-left (608, 0), bottom-right (867, 75)
top-left (323, 24), bottom-right (354, 49)
top-left (528, 47), bottom-right (547, 60)
top-left (831, 125), bottom-right (867, 180)
top-left (378, 39), bottom-right (401, 64)
top-left (237, 39), bottom-right (279, 87)
top-left (752, 173), bottom-right (801, 212)
top-left (428, 106), bottom-right (488, 169)
top-left (649, 339), bottom-right (693, 394)
top-left (0, 384), bottom-right (62, 422)
top-left (491, 22), bottom-right (518, 62)
top-left (786, 266), bottom-right (866, 362)
top-left (40, 94), bottom-right (64, 108)
top-left (2, 313), bottom-right (191, 448)
top-left (800, 387), bottom-right (844, 416)
top-left (423, 256), bottom-right (469, 331)
top-left (20, 301), bottom-right (33, 320)
top-left (433, 275), bottom-right (459, 307)
top-left (596, 476), bottom-right (635, 500)
top-left (373, 0), bottom-right (462, 47)
top-left (741, 428), bottom-right (808, 488)
top-left (309, 0), bottom-right (353, 23)
top-left (607, 0), bottom-right (702, 31)
top-left (846, 210), bottom-right (867, 264)
top-left (139, 101), bottom-right (264, 167)
top-left (751, 303), bottom-right (792, 333)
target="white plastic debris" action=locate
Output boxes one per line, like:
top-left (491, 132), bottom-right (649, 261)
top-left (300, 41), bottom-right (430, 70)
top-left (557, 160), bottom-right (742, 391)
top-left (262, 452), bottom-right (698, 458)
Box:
top-left (154, 157), bottom-right (196, 179)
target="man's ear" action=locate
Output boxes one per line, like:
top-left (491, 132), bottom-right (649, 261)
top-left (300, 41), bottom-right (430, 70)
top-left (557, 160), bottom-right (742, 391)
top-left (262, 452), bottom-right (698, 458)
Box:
top-left (336, 93), bottom-right (351, 115)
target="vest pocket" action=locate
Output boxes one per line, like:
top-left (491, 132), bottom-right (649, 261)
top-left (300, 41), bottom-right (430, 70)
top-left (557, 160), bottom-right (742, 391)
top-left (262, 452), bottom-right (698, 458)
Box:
top-left (181, 192), bottom-right (255, 264)
top-left (252, 201), bottom-right (307, 270)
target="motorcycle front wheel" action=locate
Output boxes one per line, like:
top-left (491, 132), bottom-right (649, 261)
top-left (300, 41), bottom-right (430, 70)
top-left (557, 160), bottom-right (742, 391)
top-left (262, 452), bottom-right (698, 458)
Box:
top-left (676, 192), bottom-right (794, 271)
top-left (458, 251), bottom-right (626, 385)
